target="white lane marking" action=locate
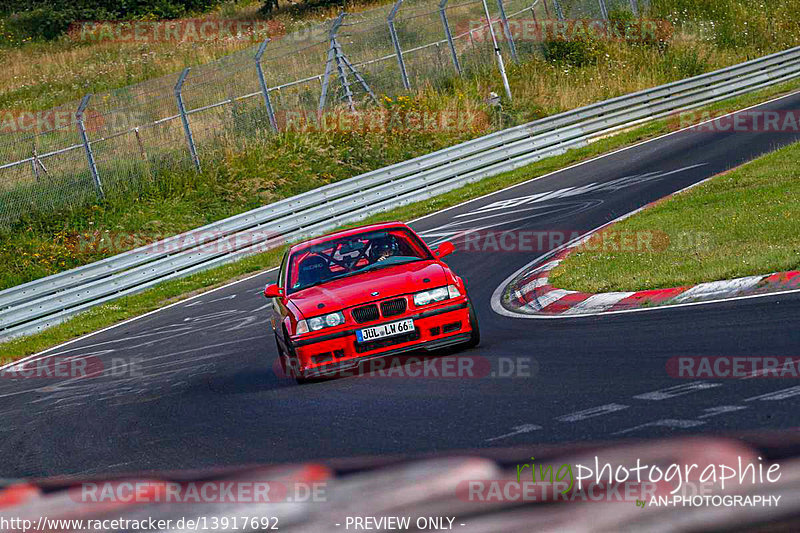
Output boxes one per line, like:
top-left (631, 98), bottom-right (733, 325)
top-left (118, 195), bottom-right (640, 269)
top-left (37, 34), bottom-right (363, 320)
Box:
top-left (420, 202), bottom-right (598, 247)
top-left (412, 87), bottom-right (800, 227)
top-left (560, 292), bottom-right (634, 314)
top-left (672, 276), bottom-right (765, 303)
top-left (633, 381), bottom-right (721, 400)
top-left (524, 289), bottom-right (576, 311)
top-left (697, 406), bottom-right (748, 419)
top-left (485, 424), bottom-right (542, 442)
top-left (613, 419), bottom-right (705, 435)
top-left (184, 293), bottom-right (238, 307)
top-left (745, 385), bottom-right (800, 402)
top-left (556, 404), bottom-right (629, 422)
top-left (13, 88), bottom-right (800, 362)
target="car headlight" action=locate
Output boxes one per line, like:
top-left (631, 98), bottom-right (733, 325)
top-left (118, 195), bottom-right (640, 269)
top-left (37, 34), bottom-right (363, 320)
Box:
top-left (414, 285), bottom-right (459, 306)
top-left (301, 311), bottom-right (345, 333)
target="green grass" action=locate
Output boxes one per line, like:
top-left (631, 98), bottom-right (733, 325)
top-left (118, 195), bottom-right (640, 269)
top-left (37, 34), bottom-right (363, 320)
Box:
top-left (3, 78), bottom-right (800, 362)
top-left (549, 134), bottom-right (800, 293)
top-left (3, 0), bottom-right (800, 289)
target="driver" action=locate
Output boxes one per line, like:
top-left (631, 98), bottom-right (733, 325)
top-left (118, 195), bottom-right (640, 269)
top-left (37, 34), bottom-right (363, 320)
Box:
top-left (369, 235), bottom-right (396, 263)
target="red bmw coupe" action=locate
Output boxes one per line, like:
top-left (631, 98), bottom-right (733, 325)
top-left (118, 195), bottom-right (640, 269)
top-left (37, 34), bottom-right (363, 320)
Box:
top-left (264, 222), bottom-right (479, 383)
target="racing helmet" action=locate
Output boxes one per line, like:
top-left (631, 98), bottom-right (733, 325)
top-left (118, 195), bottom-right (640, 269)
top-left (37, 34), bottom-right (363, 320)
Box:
top-left (369, 234), bottom-right (397, 262)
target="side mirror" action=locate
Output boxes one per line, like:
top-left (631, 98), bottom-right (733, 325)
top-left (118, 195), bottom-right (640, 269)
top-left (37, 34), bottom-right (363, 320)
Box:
top-left (434, 241), bottom-right (455, 259)
top-left (264, 284), bottom-right (283, 298)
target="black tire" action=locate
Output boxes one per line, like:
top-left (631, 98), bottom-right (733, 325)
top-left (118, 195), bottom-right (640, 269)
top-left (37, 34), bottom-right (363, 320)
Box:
top-left (464, 299), bottom-right (480, 348)
top-left (278, 328), bottom-right (308, 385)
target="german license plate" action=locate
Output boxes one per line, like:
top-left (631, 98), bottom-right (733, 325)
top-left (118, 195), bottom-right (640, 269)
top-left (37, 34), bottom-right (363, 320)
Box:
top-left (356, 319), bottom-right (414, 343)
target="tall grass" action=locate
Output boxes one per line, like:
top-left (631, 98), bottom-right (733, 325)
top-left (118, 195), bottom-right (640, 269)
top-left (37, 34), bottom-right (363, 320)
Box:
top-left (0, 0), bottom-right (799, 290)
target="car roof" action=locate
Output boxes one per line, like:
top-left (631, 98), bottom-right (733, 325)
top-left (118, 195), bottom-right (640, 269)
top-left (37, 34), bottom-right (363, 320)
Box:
top-left (287, 221), bottom-right (412, 254)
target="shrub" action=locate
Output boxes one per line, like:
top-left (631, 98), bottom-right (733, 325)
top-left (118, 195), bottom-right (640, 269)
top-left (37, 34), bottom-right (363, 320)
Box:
top-left (542, 36), bottom-right (602, 67)
top-left (0, 0), bottom-right (226, 43)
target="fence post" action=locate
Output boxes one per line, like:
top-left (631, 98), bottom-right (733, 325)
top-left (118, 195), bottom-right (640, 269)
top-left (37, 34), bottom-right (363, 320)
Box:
top-left (551, 0), bottom-right (564, 20)
top-left (629, 0), bottom-right (639, 17)
top-left (76, 94), bottom-right (104, 200)
top-left (318, 13), bottom-right (346, 114)
top-left (255, 38), bottom-right (279, 133)
top-left (439, 0), bottom-right (461, 75)
top-left (496, 0), bottom-right (518, 63)
top-left (30, 144), bottom-right (40, 181)
top-left (598, 0), bottom-right (609, 20)
top-left (480, 0), bottom-right (512, 100)
top-left (388, 0), bottom-right (411, 90)
top-left (174, 68), bottom-right (201, 172)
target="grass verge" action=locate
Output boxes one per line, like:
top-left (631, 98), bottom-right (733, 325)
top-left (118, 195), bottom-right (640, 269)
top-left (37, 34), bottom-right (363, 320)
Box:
top-left (2, 79), bottom-right (800, 362)
top-left (3, 0), bottom-right (800, 288)
top-left (550, 130), bottom-right (800, 293)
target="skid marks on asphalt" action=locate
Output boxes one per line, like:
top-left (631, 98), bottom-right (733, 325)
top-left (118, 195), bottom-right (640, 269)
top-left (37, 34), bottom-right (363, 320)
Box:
top-left (0, 305), bottom-right (272, 416)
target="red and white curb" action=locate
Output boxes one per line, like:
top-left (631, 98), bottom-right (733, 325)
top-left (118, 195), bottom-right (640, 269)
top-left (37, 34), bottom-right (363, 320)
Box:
top-left (503, 242), bottom-right (800, 316)
top-left (492, 167), bottom-right (800, 318)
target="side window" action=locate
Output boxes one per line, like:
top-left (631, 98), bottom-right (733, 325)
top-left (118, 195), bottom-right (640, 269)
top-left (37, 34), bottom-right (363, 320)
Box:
top-left (278, 251), bottom-right (288, 289)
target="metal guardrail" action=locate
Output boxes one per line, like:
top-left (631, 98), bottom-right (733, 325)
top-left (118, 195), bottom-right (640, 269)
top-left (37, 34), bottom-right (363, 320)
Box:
top-left (2, 46), bottom-right (800, 342)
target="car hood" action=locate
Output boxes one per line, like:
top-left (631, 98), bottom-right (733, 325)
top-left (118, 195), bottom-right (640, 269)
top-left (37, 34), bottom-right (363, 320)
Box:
top-left (289, 261), bottom-right (449, 317)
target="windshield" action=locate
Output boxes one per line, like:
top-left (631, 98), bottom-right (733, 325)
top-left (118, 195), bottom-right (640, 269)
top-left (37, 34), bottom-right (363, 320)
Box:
top-left (286, 228), bottom-right (432, 294)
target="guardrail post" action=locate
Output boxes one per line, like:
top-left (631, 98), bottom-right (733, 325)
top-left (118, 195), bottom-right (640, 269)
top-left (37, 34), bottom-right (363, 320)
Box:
top-left (255, 38), bottom-right (279, 133)
top-left (174, 68), bottom-right (201, 172)
top-left (481, 0), bottom-right (512, 100)
top-left (76, 94), bottom-right (105, 200)
top-left (598, 0), bottom-right (609, 20)
top-left (388, 0), bottom-right (411, 90)
top-left (629, 0), bottom-right (639, 17)
top-left (496, 0), bottom-right (518, 63)
top-left (551, 0), bottom-right (564, 20)
top-left (439, 0), bottom-right (461, 75)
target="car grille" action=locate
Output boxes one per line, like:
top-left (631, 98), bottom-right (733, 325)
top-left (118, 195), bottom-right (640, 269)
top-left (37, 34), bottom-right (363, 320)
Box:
top-left (355, 329), bottom-right (420, 353)
top-left (352, 304), bottom-right (380, 324)
top-left (380, 298), bottom-right (407, 318)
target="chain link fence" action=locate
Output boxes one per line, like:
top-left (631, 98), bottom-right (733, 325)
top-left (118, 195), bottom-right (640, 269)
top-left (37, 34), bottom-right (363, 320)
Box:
top-left (0, 0), bottom-right (641, 227)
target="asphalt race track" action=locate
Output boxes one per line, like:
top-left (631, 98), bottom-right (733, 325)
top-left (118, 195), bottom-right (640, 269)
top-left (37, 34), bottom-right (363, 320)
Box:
top-left (3, 92), bottom-right (800, 479)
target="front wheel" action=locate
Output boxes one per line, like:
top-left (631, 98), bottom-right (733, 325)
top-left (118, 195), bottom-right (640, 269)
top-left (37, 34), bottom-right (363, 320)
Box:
top-left (464, 299), bottom-right (480, 348)
top-left (277, 330), bottom-right (309, 385)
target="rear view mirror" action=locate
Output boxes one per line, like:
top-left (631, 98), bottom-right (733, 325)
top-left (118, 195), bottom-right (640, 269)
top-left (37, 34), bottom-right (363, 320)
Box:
top-left (434, 241), bottom-right (455, 258)
top-left (264, 284), bottom-right (283, 298)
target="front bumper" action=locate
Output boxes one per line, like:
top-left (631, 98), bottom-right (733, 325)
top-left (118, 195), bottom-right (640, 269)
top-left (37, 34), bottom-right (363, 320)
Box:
top-left (292, 300), bottom-right (471, 378)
